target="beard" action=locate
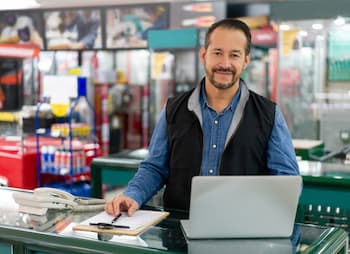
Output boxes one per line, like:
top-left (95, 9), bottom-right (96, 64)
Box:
top-left (205, 66), bottom-right (241, 90)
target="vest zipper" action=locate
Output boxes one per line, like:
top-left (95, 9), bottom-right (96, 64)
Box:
top-left (218, 111), bottom-right (245, 173)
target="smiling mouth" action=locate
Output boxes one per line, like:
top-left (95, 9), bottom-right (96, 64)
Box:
top-left (215, 71), bottom-right (233, 76)
top-left (213, 67), bottom-right (234, 74)
top-left (216, 71), bottom-right (231, 74)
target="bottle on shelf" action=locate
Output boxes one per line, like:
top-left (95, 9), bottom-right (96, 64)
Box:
top-left (69, 76), bottom-right (94, 130)
top-left (64, 76), bottom-right (94, 170)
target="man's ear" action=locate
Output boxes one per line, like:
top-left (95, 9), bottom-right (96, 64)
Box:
top-left (199, 47), bottom-right (206, 64)
top-left (244, 54), bottom-right (251, 69)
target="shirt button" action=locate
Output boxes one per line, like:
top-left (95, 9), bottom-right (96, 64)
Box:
top-left (209, 169), bottom-right (214, 174)
top-left (212, 144), bottom-right (217, 149)
top-left (214, 120), bottom-right (218, 124)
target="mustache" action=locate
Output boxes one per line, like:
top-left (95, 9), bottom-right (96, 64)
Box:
top-left (213, 67), bottom-right (235, 73)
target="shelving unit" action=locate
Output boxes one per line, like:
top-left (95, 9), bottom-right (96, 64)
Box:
top-left (0, 111), bottom-right (22, 139)
top-left (35, 76), bottom-right (98, 196)
top-left (0, 44), bottom-right (41, 190)
top-left (147, 28), bottom-right (204, 135)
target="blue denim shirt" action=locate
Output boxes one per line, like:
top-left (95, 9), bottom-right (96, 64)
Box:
top-left (124, 82), bottom-right (300, 206)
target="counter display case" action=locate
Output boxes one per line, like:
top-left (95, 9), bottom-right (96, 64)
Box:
top-left (297, 160), bottom-right (350, 230)
top-left (90, 149), bottom-right (148, 198)
top-left (0, 187), bottom-right (348, 254)
top-left (90, 150), bottom-right (350, 234)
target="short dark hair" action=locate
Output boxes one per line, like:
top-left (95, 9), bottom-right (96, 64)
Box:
top-left (204, 18), bottom-right (251, 55)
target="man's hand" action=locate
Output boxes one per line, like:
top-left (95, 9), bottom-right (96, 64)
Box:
top-left (105, 194), bottom-right (139, 217)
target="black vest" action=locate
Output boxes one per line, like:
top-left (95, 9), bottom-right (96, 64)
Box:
top-left (163, 89), bottom-right (275, 210)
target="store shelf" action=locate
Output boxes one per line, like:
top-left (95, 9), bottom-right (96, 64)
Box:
top-left (35, 77), bottom-right (98, 196)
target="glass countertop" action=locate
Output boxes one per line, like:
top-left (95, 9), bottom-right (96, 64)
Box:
top-left (298, 160), bottom-right (350, 180)
top-left (0, 187), bottom-right (347, 254)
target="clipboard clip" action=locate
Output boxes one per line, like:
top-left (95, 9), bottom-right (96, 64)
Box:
top-left (89, 222), bottom-right (130, 229)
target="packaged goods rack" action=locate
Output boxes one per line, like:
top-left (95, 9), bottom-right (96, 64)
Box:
top-left (35, 77), bottom-right (98, 196)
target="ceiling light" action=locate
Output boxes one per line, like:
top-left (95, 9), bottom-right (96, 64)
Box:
top-left (312, 23), bottom-right (323, 30)
top-left (334, 17), bottom-right (346, 26)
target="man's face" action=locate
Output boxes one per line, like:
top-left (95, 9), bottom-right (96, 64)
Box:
top-left (200, 27), bottom-right (250, 90)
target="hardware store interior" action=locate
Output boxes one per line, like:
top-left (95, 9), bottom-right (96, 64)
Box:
top-left (1, 0), bottom-right (350, 254)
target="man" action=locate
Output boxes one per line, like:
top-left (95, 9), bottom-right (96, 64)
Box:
top-left (106, 18), bottom-right (299, 216)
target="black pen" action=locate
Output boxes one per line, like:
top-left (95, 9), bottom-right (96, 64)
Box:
top-left (111, 213), bottom-right (122, 224)
top-left (110, 224), bottom-right (130, 229)
top-left (89, 222), bottom-right (130, 229)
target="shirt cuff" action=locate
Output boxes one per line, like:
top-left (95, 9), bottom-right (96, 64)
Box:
top-left (123, 189), bottom-right (143, 208)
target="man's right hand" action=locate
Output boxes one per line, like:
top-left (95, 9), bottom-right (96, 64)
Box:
top-left (105, 194), bottom-right (139, 217)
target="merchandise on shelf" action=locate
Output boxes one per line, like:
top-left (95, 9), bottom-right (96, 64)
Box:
top-left (35, 76), bottom-right (98, 196)
top-left (50, 123), bottom-right (91, 138)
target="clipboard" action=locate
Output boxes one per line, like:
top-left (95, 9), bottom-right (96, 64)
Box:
top-left (73, 210), bottom-right (169, 236)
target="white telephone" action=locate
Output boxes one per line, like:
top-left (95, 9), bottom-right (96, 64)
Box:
top-left (13, 187), bottom-right (106, 216)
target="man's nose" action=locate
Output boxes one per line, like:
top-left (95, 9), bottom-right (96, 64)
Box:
top-left (220, 55), bottom-right (231, 67)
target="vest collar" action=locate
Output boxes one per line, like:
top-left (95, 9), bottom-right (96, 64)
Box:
top-left (188, 78), bottom-right (250, 137)
top-left (188, 78), bottom-right (204, 126)
top-left (225, 80), bottom-right (250, 148)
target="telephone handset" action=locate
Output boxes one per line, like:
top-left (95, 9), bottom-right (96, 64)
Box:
top-left (34, 187), bottom-right (106, 205)
top-left (13, 187), bottom-right (106, 215)
top-left (34, 187), bottom-right (76, 204)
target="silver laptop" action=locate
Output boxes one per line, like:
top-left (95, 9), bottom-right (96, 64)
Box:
top-left (180, 175), bottom-right (302, 239)
top-left (187, 238), bottom-right (293, 254)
